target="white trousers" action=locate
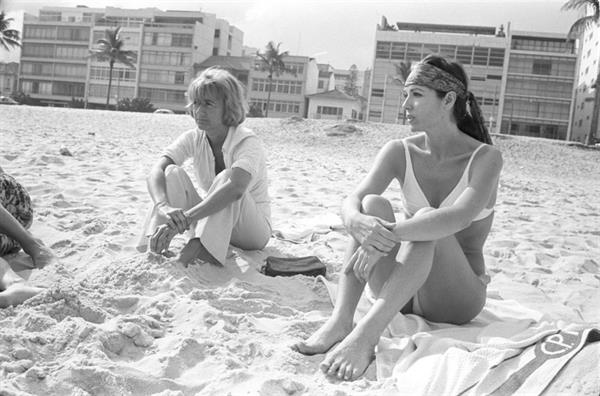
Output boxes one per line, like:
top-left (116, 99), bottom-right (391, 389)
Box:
top-left (139, 165), bottom-right (271, 264)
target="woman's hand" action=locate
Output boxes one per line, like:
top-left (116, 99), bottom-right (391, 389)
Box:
top-left (149, 224), bottom-right (178, 254)
top-left (156, 202), bottom-right (189, 234)
top-left (347, 213), bottom-right (397, 254)
top-left (344, 246), bottom-right (385, 282)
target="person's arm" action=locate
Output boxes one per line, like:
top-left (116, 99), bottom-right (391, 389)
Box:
top-left (0, 203), bottom-right (57, 268)
top-left (341, 140), bottom-right (403, 252)
top-left (0, 204), bottom-right (37, 254)
top-left (393, 147), bottom-right (503, 241)
top-left (185, 166), bottom-right (251, 222)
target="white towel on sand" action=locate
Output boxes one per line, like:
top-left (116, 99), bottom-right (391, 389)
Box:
top-left (318, 276), bottom-right (599, 396)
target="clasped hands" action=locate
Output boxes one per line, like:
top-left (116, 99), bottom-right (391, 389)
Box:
top-left (149, 202), bottom-right (191, 254)
top-left (344, 214), bottom-right (398, 281)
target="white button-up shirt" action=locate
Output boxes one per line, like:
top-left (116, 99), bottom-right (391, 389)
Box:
top-left (163, 125), bottom-right (271, 224)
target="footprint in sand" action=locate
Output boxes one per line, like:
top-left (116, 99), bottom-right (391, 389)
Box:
top-left (83, 219), bottom-right (106, 235)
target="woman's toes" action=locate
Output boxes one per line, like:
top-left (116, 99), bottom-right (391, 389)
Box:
top-left (337, 362), bottom-right (347, 379)
top-left (343, 364), bottom-right (354, 381)
top-left (319, 358), bottom-right (332, 374)
top-left (326, 358), bottom-right (342, 377)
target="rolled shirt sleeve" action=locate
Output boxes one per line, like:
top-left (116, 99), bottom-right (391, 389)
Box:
top-left (230, 136), bottom-right (264, 178)
top-left (162, 129), bottom-right (196, 165)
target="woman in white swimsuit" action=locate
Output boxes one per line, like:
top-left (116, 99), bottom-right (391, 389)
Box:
top-left (293, 54), bottom-right (503, 381)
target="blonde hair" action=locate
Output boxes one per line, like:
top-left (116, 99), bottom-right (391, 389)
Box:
top-left (187, 67), bottom-right (247, 127)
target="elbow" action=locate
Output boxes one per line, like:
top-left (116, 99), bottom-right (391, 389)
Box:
top-left (229, 183), bottom-right (247, 201)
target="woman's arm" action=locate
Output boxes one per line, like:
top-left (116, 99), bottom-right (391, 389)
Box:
top-left (394, 147), bottom-right (503, 241)
top-left (184, 167), bottom-right (251, 222)
top-left (146, 156), bottom-right (174, 207)
top-left (342, 140), bottom-right (404, 252)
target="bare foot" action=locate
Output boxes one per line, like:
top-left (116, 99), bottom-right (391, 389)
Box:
top-left (320, 327), bottom-right (376, 381)
top-left (0, 282), bottom-right (44, 308)
top-left (178, 238), bottom-right (222, 267)
top-left (291, 317), bottom-right (352, 356)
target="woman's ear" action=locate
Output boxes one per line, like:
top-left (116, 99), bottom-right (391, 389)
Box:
top-left (443, 91), bottom-right (457, 109)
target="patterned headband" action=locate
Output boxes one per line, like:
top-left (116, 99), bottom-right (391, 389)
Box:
top-left (405, 62), bottom-right (467, 98)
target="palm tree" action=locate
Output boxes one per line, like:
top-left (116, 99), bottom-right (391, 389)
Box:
top-left (392, 60), bottom-right (412, 124)
top-left (563, 0), bottom-right (600, 145)
top-left (89, 26), bottom-right (136, 109)
top-left (256, 41), bottom-right (290, 117)
top-left (0, 11), bottom-right (21, 51)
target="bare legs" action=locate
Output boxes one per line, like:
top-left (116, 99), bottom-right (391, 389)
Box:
top-left (0, 258), bottom-right (44, 308)
top-left (293, 195), bottom-right (487, 381)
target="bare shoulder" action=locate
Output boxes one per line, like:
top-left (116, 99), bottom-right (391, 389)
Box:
top-left (478, 144), bottom-right (503, 167)
top-left (472, 144), bottom-right (503, 180)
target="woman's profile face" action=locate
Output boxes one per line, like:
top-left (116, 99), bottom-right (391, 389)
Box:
top-left (190, 91), bottom-right (226, 132)
top-left (402, 84), bottom-right (444, 131)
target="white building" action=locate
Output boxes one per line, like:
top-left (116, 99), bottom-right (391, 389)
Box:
top-left (18, 6), bottom-right (243, 111)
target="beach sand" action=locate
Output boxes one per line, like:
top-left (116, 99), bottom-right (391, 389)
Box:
top-left (0, 106), bottom-right (598, 395)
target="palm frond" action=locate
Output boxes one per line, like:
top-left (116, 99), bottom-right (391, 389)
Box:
top-left (568, 15), bottom-right (599, 37)
top-left (562, 0), bottom-right (599, 12)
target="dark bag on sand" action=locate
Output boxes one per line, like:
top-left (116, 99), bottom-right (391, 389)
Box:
top-left (262, 256), bottom-right (326, 277)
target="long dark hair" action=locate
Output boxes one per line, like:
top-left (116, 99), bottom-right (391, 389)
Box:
top-left (421, 54), bottom-right (492, 145)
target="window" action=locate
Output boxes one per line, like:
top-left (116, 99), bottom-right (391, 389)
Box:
top-left (489, 48), bottom-right (505, 67)
top-left (317, 106), bottom-right (343, 115)
top-left (52, 81), bottom-right (85, 97)
top-left (371, 88), bottom-right (384, 97)
top-left (532, 59), bottom-right (552, 75)
top-left (439, 45), bottom-right (456, 60)
top-left (172, 34), bottom-right (192, 47)
top-left (214, 29), bottom-right (220, 38)
top-left (57, 27), bottom-right (89, 42)
top-left (318, 80), bottom-right (324, 89)
top-left (456, 46), bottom-right (473, 65)
top-left (175, 71), bottom-right (186, 85)
top-left (487, 74), bottom-right (502, 80)
top-left (473, 47), bottom-right (489, 66)
top-left (391, 42), bottom-right (405, 60)
top-left (368, 110), bottom-right (382, 119)
top-left (212, 47), bottom-right (219, 56)
top-left (376, 41), bottom-right (391, 59)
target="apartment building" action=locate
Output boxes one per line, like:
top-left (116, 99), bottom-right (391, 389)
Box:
top-left (499, 31), bottom-right (577, 140)
top-left (571, 22), bottom-right (600, 143)
top-left (247, 55), bottom-right (319, 118)
top-left (317, 63), bottom-right (335, 93)
top-left (0, 62), bottom-right (19, 95)
top-left (333, 65), bottom-right (368, 97)
top-left (18, 6), bottom-right (243, 111)
top-left (369, 22), bottom-right (507, 128)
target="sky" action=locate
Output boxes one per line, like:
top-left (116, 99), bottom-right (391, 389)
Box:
top-left (0, 0), bottom-right (583, 69)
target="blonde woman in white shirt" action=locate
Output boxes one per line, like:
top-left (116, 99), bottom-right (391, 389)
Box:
top-left (141, 67), bottom-right (271, 266)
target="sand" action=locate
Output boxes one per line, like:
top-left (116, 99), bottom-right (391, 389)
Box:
top-left (0, 105), bottom-right (598, 395)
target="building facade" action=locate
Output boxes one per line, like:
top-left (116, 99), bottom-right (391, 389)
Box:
top-left (248, 55), bottom-right (319, 118)
top-left (0, 62), bottom-right (19, 95)
top-left (317, 63), bottom-right (335, 93)
top-left (499, 31), bottom-right (577, 140)
top-left (368, 22), bottom-right (507, 127)
top-left (368, 21), bottom-right (579, 141)
top-left (571, 19), bottom-right (600, 143)
top-left (18, 6), bottom-right (243, 111)
top-left (306, 89), bottom-right (363, 120)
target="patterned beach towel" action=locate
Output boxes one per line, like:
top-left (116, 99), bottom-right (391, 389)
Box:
top-left (317, 277), bottom-right (599, 396)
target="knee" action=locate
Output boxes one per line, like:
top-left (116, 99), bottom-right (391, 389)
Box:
top-left (164, 164), bottom-right (184, 179)
top-left (361, 195), bottom-right (394, 221)
top-left (413, 206), bottom-right (435, 218)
